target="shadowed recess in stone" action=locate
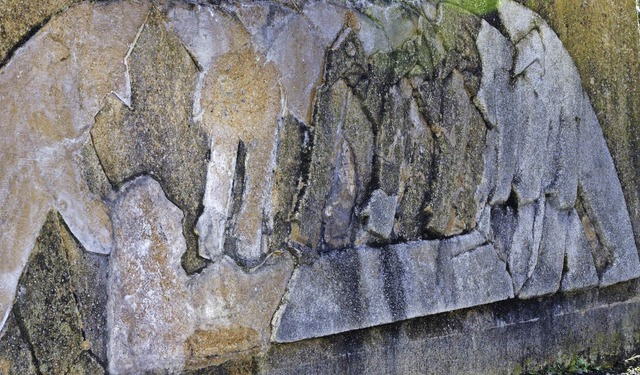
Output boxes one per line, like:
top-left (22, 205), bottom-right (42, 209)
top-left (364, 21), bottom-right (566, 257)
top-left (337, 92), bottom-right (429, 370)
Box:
top-left (289, 4), bottom-right (486, 253)
top-left (90, 7), bottom-right (210, 274)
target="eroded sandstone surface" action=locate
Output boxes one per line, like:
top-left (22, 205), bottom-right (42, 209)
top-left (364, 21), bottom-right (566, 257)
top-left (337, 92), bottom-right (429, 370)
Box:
top-left (0, 0), bottom-right (639, 372)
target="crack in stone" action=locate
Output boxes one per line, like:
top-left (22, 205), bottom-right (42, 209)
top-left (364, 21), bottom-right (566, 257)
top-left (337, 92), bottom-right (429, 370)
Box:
top-left (12, 311), bottom-right (43, 375)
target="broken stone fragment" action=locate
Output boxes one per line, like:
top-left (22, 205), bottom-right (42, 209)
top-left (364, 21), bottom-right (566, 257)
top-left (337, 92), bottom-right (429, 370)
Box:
top-left (518, 200), bottom-right (569, 299)
top-left (475, 0), bottom-right (640, 292)
top-left (323, 141), bottom-right (358, 249)
top-left (561, 209), bottom-right (599, 292)
top-left (363, 189), bottom-right (398, 240)
top-left (108, 177), bottom-right (194, 373)
top-left (197, 46), bottom-right (282, 267)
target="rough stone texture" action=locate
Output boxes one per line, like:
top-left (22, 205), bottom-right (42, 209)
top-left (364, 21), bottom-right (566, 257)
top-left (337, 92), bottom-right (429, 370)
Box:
top-left (1, 0), bottom-right (640, 373)
top-left (198, 41), bottom-right (281, 268)
top-left (271, 0), bottom-right (639, 342)
top-left (0, 211), bottom-right (108, 374)
top-left (91, 7), bottom-right (210, 275)
top-left (273, 234), bottom-right (513, 343)
top-left (257, 280), bottom-right (640, 375)
top-left (0, 0), bottom-right (149, 332)
top-left (518, 0), bottom-right (640, 266)
top-left (0, 0), bottom-right (76, 66)
top-left (108, 177), bottom-right (293, 373)
top-left (0, 313), bottom-right (38, 375)
top-left (108, 177), bottom-right (194, 373)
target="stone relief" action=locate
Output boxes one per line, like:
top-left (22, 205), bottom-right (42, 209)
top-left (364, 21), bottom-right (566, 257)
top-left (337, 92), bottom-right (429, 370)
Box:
top-left (0, 0), bottom-right (638, 372)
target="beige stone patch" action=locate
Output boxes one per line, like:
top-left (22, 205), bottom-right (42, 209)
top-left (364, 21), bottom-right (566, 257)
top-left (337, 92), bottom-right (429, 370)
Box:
top-left (197, 45), bottom-right (282, 265)
top-left (0, 0), bottom-right (149, 333)
top-left (0, 0), bottom-right (75, 65)
top-left (184, 326), bottom-right (260, 368)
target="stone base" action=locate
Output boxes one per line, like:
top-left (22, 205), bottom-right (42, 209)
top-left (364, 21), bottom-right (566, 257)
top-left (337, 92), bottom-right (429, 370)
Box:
top-left (192, 279), bottom-right (640, 375)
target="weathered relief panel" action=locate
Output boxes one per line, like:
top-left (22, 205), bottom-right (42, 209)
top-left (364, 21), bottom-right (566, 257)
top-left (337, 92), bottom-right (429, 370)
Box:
top-left (0, 0), bottom-right (639, 373)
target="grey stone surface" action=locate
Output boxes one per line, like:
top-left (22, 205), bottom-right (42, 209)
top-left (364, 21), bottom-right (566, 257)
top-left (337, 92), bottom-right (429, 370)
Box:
top-left (561, 209), bottom-right (599, 292)
top-left (273, 0), bottom-right (640, 342)
top-left (259, 280), bottom-right (640, 375)
top-left (363, 189), bottom-right (398, 239)
top-left (273, 238), bottom-right (513, 343)
top-left (577, 91), bottom-right (640, 286)
top-left (519, 201), bottom-right (568, 298)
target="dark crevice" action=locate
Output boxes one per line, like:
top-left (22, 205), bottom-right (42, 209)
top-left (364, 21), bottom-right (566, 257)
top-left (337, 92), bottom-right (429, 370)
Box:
top-left (58, 216), bottom-right (91, 347)
top-left (223, 140), bottom-right (248, 264)
top-left (290, 124), bottom-right (314, 219)
top-left (367, 97), bottom-right (385, 201)
top-left (0, 13), bottom-right (55, 70)
top-left (12, 310), bottom-right (43, 375)
top-left (482, 10), bottom-right (508, 39)
top-left (504, 188), bottom-right (520, 213)
top-left (85, 349), bottom-right (107, 371)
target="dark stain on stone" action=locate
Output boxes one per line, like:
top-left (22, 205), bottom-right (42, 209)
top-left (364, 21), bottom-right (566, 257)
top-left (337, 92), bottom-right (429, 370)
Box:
top-left (327, 249), bottom-right (366, 328)
top-left (380, 247), bottom-right (407, 321)
top-left (491, 190), bottom-right (519, 263)
top-left (0, 312), bottom-right (39, 375)
top-left (290, 5), bottom-right (486, 256)
top-left (271, 114), bottom-right (312, 255)
top-left (0, 12), bottom-right (54, 69)
top-left (11, 311), bottom-right (42, 375)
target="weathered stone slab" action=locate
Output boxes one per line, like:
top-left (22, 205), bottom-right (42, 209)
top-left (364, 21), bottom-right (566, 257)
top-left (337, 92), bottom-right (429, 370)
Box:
top-left (476, 0), bottom-right (640, 292)
top-left (108, 177), bottom-right (194, 373)
top-left (272, 237), bottom-right (513, 343)
top-left (561, 209), bottom-right (599, 292)
top-left (363, 189), bottom-right (398, 240)
top-left (519, 201), bottom-right (568, 298)
top-left (577, 92), bottom-right (640, 286)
